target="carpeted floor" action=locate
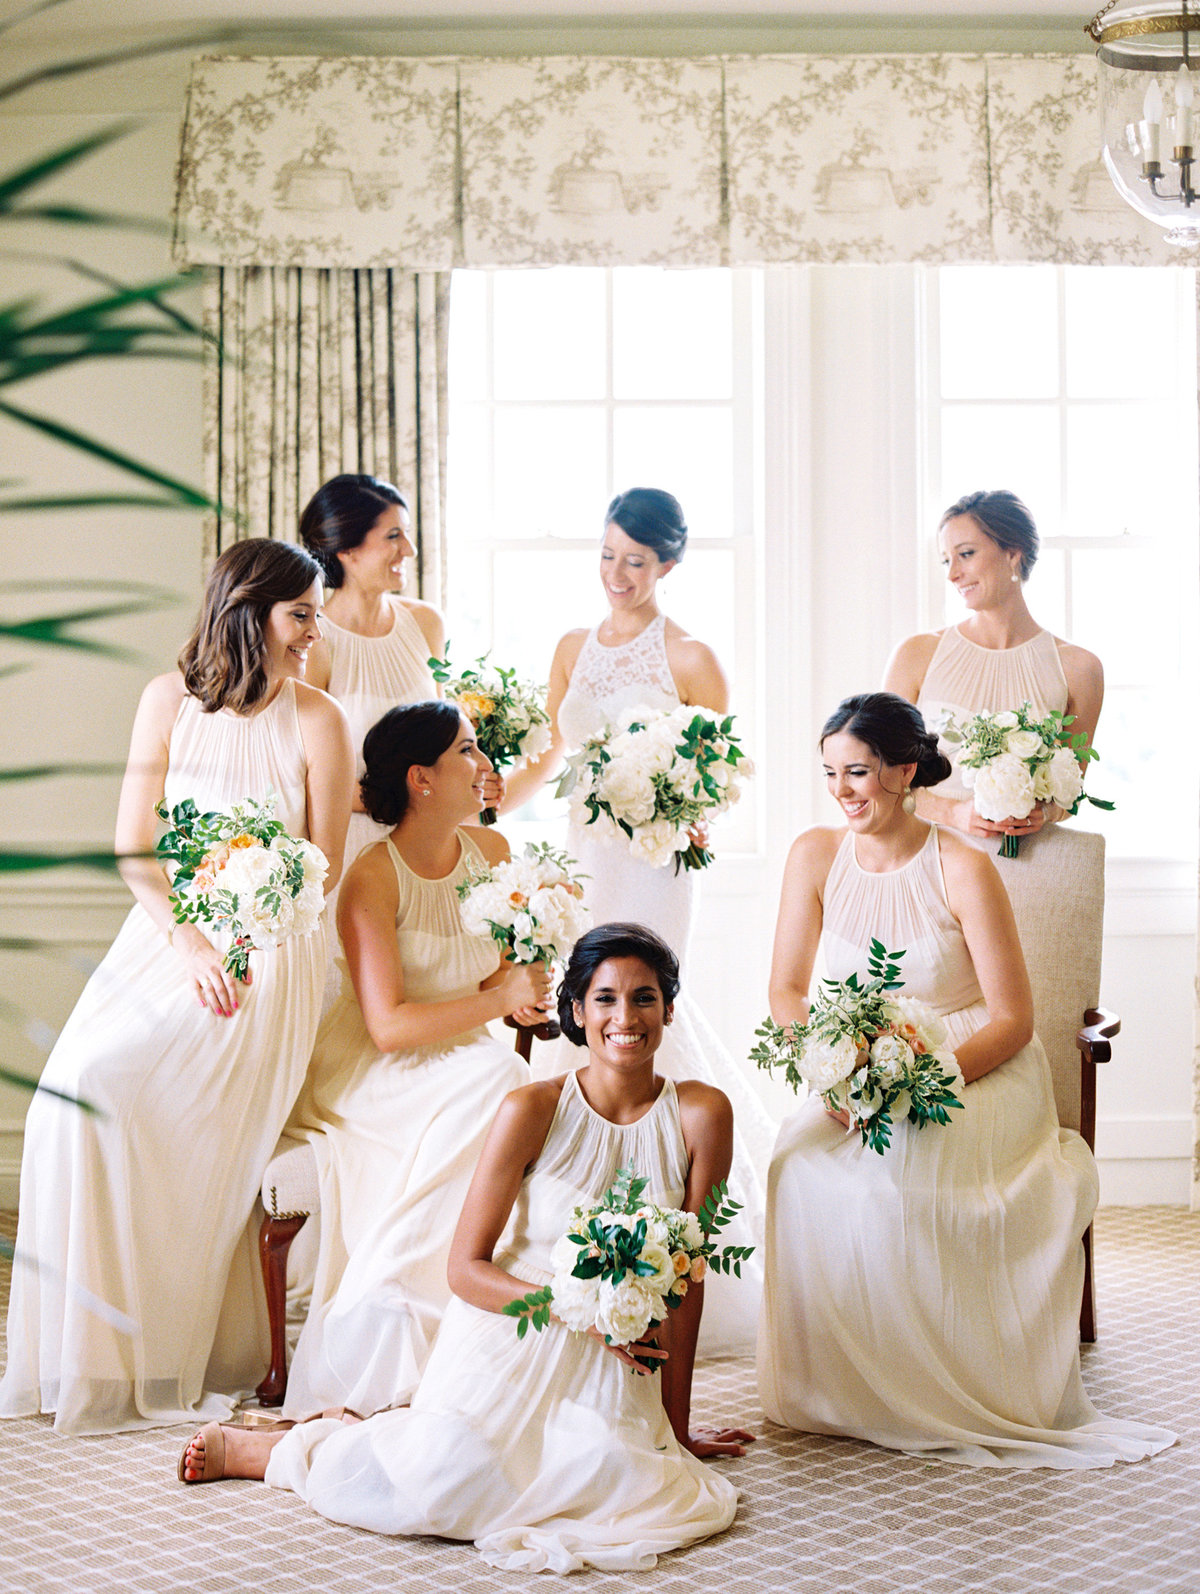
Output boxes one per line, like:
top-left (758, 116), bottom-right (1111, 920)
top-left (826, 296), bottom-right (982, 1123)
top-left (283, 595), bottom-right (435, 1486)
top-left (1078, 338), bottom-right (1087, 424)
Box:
top-left (0, 1207), bottom-right (1196, 1594)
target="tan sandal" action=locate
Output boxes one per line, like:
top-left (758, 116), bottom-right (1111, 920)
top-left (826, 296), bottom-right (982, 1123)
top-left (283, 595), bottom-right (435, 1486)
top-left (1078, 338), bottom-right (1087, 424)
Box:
top-left (177, 1421), bottom-right (230, 1484)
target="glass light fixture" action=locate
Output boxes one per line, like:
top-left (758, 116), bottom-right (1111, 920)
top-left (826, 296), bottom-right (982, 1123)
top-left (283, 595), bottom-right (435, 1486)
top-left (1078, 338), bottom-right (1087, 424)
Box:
top-left (1088, 0), bottom-right (1200, 248)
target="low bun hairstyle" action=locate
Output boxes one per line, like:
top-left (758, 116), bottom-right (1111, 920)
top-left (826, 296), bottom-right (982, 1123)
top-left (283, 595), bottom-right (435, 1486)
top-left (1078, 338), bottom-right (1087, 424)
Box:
top-left (557, 922), bottom-right (681, 1047)
top-left (359, 700), bottom-right (463, 826)
top-left (820, 693), bottom-right (952, 790)
top-left (299, 473), bottom-right (410, 589)
top-left (939, 488), bottom-right (1039, 581)
top-left (605, 487), bottom-right (688, 564)
top-left (179, 538), bottom-right (322, 715)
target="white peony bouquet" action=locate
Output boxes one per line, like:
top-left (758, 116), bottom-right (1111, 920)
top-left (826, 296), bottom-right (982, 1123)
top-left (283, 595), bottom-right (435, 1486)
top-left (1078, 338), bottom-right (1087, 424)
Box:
top-left (750, 940), bottom-right (964, 1156)
top-left (560, 704), bottom-right (753, 872)
top-left (429, 650), bottom-right (552, 824)
top-left (502, 1166), bottom-right (753, 1367)
top-left (155, 794), bottom-right (328, 981)
top-left (941, 702), bottom-right (1113, 857)
top-left (457, 842), bottom-right (591, 966)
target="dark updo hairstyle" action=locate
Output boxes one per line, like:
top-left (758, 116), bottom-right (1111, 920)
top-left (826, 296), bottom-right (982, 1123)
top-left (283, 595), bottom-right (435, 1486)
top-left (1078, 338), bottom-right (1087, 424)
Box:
top-left (557, 922), bottom-right (681, 1047)
top-left (359, 700), bottom-right (463, 826)
top-left (179, 537), bottom-right (322, 715)
top-left (820, 693), bottom-right (952, 791)
top-left (605, 487), bottom-right (688, 564)
top-left (939, 488), bottom-right (1039, 582)
top-left (299, 473), bottom-right (411, 589)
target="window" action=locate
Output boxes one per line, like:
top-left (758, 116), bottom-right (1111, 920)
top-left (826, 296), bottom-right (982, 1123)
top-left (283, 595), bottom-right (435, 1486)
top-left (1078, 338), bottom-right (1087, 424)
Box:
top-left (924, 265), bottom-right (1199, 859)
top-left (445, 266), bottom-right (762, 851)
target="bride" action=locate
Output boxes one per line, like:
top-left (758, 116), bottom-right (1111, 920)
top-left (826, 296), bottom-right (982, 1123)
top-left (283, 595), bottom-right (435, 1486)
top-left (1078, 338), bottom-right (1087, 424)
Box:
top-left (502, 487), bottom-right (772, 1349)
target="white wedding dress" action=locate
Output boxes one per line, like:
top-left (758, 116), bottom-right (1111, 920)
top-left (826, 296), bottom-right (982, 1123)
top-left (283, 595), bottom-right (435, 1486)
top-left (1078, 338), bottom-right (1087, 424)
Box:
top-left (549, 614), bottom-right (770, 1354)
top-left (756, 824), bottom-right (1177, 1467)
top-left (0, 680), bottom-right (327, 1434)
top-left (280, 830), bottom-right (529, 1419)
top-left (265, 1073), bottom-right (739, 1573)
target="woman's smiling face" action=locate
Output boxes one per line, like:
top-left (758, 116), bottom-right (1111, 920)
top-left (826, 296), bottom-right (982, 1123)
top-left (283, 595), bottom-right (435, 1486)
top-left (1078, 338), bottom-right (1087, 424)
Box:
top-left (575, 955), bottom-right (671, 1068)
top-left (938, 514), bottom-right (1021, 609)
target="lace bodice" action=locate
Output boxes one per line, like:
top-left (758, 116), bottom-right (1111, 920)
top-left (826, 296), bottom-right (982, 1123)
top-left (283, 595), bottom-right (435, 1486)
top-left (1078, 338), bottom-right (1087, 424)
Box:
top-left (385, 829), bottom-right (499, 1004)
top-left (823, 825), bottom-right (983, 1019)
top-left (917, 626), bottom-right (1069, 804)
top-left (164, 680), bottom-right (309, 837)
top-left (493, 1072), bottom-right (689, 1286)
top-left (557, 615), bottom-right (678, 748)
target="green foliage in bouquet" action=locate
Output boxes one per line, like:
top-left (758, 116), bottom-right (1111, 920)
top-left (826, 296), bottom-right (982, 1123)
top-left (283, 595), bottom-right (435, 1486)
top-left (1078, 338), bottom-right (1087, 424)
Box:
top-left (428, 648), bottom-right (551, 824)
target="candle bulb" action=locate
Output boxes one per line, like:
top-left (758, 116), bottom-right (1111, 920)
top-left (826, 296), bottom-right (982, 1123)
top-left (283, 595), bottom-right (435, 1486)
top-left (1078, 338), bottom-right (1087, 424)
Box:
top-left (1144, 78), bottom-right (1164, 163)
top-left (1175, 63), bottom-right (1194, 150)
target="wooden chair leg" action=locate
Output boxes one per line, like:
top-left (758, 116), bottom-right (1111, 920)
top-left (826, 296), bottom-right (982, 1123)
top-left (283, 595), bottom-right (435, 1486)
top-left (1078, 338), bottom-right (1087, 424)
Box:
top-left (1080, 1220), bottom-right (1097, 1344)
top-left (255, 1212), bottom-right (307, 1406)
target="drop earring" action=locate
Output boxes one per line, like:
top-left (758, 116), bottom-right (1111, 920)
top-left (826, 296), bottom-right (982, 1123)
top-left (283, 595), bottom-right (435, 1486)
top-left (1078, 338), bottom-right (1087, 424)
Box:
top-left (902, 787), bottom-right (917, 815)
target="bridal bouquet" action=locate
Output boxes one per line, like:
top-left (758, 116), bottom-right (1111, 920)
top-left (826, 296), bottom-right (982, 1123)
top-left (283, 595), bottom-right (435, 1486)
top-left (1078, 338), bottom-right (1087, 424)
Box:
top-left (750, 940), bottom-right (964, 1156)
top-left (429, 649), bottom-right (552, 824)
top-left (941, 702), bottom-right (1113, 857)
top-left (457, 842), bottom-right (591, 965)
top-left (502, 1166), bottom-right (753, 1367)
top-left (155, 794), bottom-right (328, 980)
top-left (561, 704), bottom-right (753, 872)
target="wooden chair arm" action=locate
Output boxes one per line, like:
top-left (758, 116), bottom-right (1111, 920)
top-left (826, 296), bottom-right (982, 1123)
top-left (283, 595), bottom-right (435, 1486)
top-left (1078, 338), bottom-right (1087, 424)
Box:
top-left (1077, 1007), bottom-right (1120, 1067)
top-left (504, 1012), bottom-right (561, 1063)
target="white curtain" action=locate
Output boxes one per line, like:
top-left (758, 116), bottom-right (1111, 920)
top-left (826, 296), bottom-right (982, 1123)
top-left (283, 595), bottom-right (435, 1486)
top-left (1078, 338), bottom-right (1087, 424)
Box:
top-left (201, 267), bottom-right (450, 606)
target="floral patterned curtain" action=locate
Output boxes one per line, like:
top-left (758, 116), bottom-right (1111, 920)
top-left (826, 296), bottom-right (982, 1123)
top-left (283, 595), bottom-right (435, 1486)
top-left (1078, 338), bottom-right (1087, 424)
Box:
top-left (201, 267), bottom-right (450, 607)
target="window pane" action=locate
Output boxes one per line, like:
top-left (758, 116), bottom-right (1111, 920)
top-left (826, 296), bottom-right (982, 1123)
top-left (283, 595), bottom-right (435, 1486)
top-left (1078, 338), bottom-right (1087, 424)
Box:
top-left (1084, 685), bottom-right (1192, 858)
top-left (489, 548), bottom-right (599, 677)
top-left (612, 408), bottom-right (734, 539)
top-left (613, 268), bottom-right (732, 400)
top-left (939, 267), bottom-right (1058, 399)
top-left (448, 272), bottom-right (488, 402)
top-left (940, 405), bottom-right (1061, 534)
top-left (1064, 402), bottom-right (1187, 538)
top-left (1069, 547), bottom-right (1165, 687)
top-left (668, 549), bottom-right (737, 680)
top-left (1065, 267), bottom-right (1187, 398)
top-left (493, 269), bottom-right (607, 400)
top-left (492, 407), bottom-right (607, 538)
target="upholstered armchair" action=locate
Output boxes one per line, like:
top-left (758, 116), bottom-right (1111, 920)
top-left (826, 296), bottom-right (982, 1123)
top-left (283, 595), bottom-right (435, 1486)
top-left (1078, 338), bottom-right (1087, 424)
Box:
top-left (994, 826), bottom-right (1115, 1344)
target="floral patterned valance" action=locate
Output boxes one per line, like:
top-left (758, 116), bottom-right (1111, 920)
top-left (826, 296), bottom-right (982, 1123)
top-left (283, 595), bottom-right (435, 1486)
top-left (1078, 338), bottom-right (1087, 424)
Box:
top-left (173, 52), bottom-right (1177, 269)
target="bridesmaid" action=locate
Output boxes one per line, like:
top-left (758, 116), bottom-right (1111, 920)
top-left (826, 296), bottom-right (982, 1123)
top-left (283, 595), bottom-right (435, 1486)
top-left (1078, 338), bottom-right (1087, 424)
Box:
top-left (501, 489), bottom-right (773, 1358)
top-left (278, 701), bottom-right (549, 1419)
top-left (0, 540), bottom-right (353, 1434)
top-left (299, 474), bottom-right (446, 885)
top-left (757, 692), bottom-right (1175, 1467)
top-left (180, 924), bottom-right (751, 1576)
top-left (884, 489), bottom-right (1104, 844)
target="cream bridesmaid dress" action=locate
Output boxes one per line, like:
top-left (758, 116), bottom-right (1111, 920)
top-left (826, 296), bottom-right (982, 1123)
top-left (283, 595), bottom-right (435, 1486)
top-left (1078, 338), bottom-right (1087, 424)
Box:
top-left (549, 613), bottom-right (771, 1354)
top-left (266, 1073), bottom-right (739, 1573)
top-left (917, 623), bottom-right (1069, 812)
top-left (0, 680), bottom-right (327, 1435)
top-left (756, 824), bottom-right (1176, 1468)
top-left (280, 829), bottom-right (529, 1419)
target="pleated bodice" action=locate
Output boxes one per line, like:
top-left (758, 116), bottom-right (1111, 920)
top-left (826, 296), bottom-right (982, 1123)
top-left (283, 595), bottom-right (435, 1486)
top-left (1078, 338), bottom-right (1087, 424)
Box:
top-left (324, 597), bottom-right (437, 781)
top-left (494, 1073), bottom-right (689, 1288)
top-left (384, 830), bottom-right (499, 1006)
top-left (917, 625), bottom-right (1069, 804)
top-left (163, 680), bottom-right (308, 837)
top-left (823, 825), bottom-right (983, 1021)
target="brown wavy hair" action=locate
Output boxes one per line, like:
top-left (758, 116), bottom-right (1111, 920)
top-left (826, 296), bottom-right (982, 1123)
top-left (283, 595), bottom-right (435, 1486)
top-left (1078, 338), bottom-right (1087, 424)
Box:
top-left (179, 539), bottom-right (323, 714)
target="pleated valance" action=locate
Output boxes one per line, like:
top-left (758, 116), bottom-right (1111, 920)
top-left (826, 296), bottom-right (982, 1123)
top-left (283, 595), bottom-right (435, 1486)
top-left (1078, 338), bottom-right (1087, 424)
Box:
top-left (173, 51), bottom-right (1174, 273)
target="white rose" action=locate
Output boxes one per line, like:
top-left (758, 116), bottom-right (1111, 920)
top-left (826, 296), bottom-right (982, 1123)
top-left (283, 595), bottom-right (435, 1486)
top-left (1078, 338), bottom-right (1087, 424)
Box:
top-left (972, 752), bottom-right (1036, 821)
top-left (596, 761), bottom-right (657, 825)
top-left (869, 1032), bottom-right (914, 1083)
top-left (520, 722), bottom-right (552, 760)
top-left (1004, 729), bottom-right (1045, 759)
top-left (799, 1032), bottom-right (860, 1092)
top-left (551, 1272), bottom-right (602, 1334)
top-left (628, 819), bottom-right (683, 870)
top-left (637, 1241), bottom-right (677, 1294)
top-left (679, 1212), bottom-right (704, 1251)
top-left (885, 996), bottom-right (947, 1050)
top-left (1045, 745), bottom-right (1083, 809)
top-left (992, 711), bottom-right (1020, 730)
top-left (596, 1277), bottom-right (657, 1345)
top-left (848, 1070), bottom-right (885, 1121)
top-left (549, 1231), bottom-right (584, 1274)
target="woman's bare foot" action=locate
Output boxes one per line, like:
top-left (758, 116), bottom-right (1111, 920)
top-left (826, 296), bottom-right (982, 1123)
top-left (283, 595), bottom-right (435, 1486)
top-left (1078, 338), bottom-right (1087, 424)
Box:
top-left (180, 1423), bottom-right (287, 1483)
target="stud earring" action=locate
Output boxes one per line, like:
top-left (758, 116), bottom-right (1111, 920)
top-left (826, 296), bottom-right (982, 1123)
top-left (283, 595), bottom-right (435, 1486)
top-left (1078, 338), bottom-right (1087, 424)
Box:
top-left (902, 787), bottom-right (917, 815)
top-left (1011, 569), bottom-right (1020, 583)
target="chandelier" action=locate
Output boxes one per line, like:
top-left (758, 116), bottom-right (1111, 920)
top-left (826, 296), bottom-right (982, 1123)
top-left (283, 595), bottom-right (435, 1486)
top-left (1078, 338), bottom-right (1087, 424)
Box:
top-left (1088, 0), bottom-right (1200, 248)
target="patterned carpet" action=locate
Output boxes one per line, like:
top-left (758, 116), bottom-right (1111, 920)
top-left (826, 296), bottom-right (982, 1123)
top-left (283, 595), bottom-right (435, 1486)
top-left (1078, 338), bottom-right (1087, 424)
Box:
top-left (0, 1207), bottom-right (1196, 1594)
